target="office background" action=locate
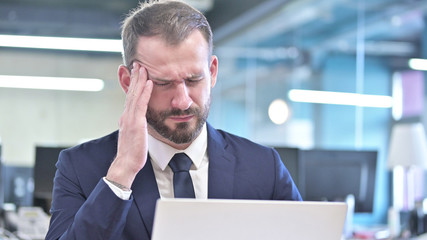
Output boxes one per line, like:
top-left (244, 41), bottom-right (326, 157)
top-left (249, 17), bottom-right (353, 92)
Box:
top-left (0, 0), bottom-right (426, 229)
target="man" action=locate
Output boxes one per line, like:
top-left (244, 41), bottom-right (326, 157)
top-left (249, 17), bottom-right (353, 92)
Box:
top-left (46, 1), bottom-right (301, 239)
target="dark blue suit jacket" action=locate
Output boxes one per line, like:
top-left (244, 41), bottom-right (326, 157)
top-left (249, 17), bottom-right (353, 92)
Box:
top-left (46, 123), bottom-right (301, 240)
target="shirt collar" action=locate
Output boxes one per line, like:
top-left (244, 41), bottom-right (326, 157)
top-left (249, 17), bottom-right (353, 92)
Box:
top-left (148, 123), bottom-right (207, 171)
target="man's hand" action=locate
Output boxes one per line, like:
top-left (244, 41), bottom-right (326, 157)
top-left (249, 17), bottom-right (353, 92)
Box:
top-left (106, 63), bottom-right (153, 189)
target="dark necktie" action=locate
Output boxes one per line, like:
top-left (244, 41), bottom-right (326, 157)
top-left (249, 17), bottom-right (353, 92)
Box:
top-left (168, 153), bottom-right (195, 198)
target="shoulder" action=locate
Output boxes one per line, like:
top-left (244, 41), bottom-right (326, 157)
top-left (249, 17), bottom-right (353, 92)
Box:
top-left (63, 131), bottom-right (118, 155)
top-left (52, 131), bottom-right (120, 202)
top-left (207, 124), bottom-right (277, 158)
top-left (57, 131), bottom-right (118, 177)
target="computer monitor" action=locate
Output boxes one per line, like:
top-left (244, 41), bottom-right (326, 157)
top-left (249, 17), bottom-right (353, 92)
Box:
top-left (2, 165), bottom-right (33, 207)
top-left (297, 149), bottom-right (377, 213)
top-left (33, 146), bottom-right (68, 213)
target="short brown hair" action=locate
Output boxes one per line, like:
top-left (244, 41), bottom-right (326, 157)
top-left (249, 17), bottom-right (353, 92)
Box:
top-left (121, 0), bottom-right (213, 67)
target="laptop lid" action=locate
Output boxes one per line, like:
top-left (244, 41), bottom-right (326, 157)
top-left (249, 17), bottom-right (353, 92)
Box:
top-left (152, 199), bottom-right (347, 240)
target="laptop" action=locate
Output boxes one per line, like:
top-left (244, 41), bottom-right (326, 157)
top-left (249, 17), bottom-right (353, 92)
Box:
top-left (151, 199), bottom-right (347, 240)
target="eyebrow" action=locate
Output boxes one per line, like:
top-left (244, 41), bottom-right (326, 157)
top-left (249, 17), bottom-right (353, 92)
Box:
top-left (130, 59), bottom-right (204, 81)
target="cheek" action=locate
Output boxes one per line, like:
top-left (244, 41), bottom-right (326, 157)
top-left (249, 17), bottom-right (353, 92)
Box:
top-left (148, 89), bottom-right (170, 109)
top-left (192, 87), bottom-right (211, 105)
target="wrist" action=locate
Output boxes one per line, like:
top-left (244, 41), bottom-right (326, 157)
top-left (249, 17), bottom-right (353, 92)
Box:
top-left (105, 177), bottom-right (132, 191)
top-left (106, 156), bottom-right (139, 189)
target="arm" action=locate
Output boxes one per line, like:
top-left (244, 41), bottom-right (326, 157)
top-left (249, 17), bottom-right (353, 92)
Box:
top-left (107, 63), bottom-right (153, 188)
top-left (46, 154), bottom-right (133, 240)
top-left (271, 148), bottom-right (303, 201)
top-left (46, 63), bottom-right (153, 239)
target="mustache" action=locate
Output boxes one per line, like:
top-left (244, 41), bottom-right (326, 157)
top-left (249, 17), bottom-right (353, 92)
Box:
top-left (163, 107), bottom-right (200, 118)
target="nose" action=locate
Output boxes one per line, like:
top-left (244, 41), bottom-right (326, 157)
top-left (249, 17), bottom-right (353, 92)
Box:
top-left (171, 81), bottom-right (193, 110)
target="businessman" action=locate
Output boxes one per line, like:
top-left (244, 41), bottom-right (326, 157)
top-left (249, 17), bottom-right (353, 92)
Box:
top-left (46, 1), bottom-right (302, 239)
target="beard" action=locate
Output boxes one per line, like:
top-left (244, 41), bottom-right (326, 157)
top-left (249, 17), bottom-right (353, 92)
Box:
top-left (146, 98), bottom-right (210, 144)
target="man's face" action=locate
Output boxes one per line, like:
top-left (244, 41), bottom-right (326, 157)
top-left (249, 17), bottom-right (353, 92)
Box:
top-left (134, 31), bottom-right (218, 146)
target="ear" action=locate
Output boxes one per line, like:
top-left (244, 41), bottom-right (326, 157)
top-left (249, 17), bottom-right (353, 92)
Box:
top-left (209, 55), bottom-right (218, 88)
top-left (118, 65), bottom-right (131, 93)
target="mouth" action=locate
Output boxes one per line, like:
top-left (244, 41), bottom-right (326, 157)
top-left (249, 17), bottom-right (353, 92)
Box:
top-left (169, 115), bottom-right (194, 123)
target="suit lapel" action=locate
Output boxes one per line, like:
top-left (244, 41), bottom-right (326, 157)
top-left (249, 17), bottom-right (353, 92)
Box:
top-left (207, 124), bottom-right (236, 199)
top-left (131, 158), bottom-right (160, 237)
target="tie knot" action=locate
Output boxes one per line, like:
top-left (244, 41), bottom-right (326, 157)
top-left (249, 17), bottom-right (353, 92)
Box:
top-left (169, 153), bottom-right (192, 173)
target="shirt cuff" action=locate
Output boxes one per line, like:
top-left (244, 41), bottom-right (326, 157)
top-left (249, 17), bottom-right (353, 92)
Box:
top-left (103, 177), bottom-right (132, 200)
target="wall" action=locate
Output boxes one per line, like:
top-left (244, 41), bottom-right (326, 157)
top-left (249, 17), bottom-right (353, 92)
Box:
top-left (0, 49), bottom-right (125, 166)
top-left (320, 54), bottom-right (391, 224)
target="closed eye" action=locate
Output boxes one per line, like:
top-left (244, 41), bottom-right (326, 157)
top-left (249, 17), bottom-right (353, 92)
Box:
top-left (185, 77), bottom-right (204, 85)
top-left (152, 79), bottom-right (172, 86)
top-left (150, 75), bottom-right (204, 87)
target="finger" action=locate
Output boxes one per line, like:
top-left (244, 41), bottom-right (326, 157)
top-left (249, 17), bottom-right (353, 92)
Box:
top-left (134, 64), bottom-right (149, 98)
top-left (137, 79), bottom-right (153, 115)
top-left (124, 63), bottom-right (139, 110)
top-left (131, 64), bottom-right (149, 110)
top-left (126, 63), bottom-right (146, 112)
top-left (127, 62), bottom-right (139, 98)
top-left (133, 66), bottom-right (152, 115)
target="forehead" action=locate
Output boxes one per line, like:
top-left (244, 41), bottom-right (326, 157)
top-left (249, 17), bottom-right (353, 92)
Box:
top-left (134, 31), bottom-right (210, 78)
top-left (136, 30), bottom-right (209, 57)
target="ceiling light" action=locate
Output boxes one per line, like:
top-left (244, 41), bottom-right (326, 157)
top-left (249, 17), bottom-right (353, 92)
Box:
top-left (0, 34), bottom-right (122, 53)
top-left (288, 89), bottom-right (393, 108)
top-left (268, 99), bottom-right (290, 125)
top-left (0, 75), bottom-right (104, 92)
top-left (408, 58), bottom-right (427, 71)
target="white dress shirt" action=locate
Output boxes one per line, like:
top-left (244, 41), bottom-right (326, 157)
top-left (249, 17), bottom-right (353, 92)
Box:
top-left (104, 123), bottom-right (209, 200)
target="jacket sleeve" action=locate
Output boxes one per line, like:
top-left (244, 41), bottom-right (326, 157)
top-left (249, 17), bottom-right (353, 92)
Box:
top-left (271, 148), bottom-right (303, 201)
top-left (45, 150), bottom-right (133, 240)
